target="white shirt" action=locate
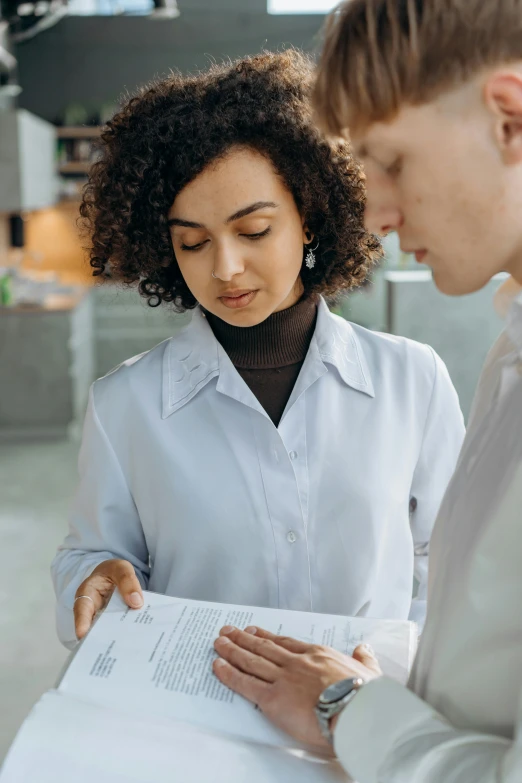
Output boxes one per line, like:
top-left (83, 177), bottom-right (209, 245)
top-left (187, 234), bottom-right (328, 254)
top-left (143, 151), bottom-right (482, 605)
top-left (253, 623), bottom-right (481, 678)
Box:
top-left (52, 297), bottom-right (464, 649)
top-left (335, 278), bottom-right (522, 783)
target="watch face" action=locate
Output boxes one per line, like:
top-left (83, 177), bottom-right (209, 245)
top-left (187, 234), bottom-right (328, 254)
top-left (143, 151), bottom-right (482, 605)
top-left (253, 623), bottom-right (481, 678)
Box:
top-left (319, 678), bottom-right (357, 705)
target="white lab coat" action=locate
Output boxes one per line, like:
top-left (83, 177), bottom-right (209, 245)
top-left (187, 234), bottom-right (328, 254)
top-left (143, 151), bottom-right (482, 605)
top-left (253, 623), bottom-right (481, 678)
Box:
top-left (52, 297), bottom-right (464, 648)
top-left (334, 279), bottom-right (522, 783)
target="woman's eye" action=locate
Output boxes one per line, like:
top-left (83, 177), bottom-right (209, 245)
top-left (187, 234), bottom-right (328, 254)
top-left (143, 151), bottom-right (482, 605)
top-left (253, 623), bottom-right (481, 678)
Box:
top-left (180, 240), bottom-right (208, 252)
top-left (242, 227), bottom-right (271, 241)
top-left (179, 227), bottom-right (271, 251)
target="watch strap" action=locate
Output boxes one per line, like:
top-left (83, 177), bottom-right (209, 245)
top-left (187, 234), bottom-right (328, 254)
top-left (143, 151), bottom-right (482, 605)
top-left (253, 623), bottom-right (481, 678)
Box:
top-left (315, 679), bottom-right (364, 744)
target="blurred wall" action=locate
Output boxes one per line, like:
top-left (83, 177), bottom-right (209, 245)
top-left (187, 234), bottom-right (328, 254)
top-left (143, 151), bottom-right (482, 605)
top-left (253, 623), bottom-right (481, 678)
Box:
top-left (15, 1), bottom-right (326, 123)
top-left (22, 203), bottom-right (91, 283)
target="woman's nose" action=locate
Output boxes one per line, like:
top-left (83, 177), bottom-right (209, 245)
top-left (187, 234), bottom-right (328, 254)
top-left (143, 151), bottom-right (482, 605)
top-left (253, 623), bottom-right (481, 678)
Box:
top-left (212, 243), bottom-right (246, 282)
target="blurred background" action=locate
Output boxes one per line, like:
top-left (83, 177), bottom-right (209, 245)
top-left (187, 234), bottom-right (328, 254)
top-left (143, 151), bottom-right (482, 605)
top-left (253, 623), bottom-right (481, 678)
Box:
top-left (0, 0), bottom-right (505, 762)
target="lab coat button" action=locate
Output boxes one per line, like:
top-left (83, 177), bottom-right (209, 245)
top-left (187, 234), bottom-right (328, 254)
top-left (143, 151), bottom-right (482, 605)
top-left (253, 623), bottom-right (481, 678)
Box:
top-left (289, 451), bottom-right (298, 460)
top-left (287, 531), bottom-right (297, 543)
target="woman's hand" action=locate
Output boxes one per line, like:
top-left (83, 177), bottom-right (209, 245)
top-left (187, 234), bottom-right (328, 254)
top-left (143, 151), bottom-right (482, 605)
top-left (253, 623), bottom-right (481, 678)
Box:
top-left (74, 558), bottom-right (144, 639)
top-left (213, 626), bottom-right (382, 750)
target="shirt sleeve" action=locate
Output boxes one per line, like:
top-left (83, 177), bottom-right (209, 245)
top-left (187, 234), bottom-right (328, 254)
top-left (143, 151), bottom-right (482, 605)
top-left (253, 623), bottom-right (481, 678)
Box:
top-left (408, 348), bottom-right (465, 627)
top-left (51, 383), bottom-right (150, 649)
top-left (333, 677), bottom-right (521, 783)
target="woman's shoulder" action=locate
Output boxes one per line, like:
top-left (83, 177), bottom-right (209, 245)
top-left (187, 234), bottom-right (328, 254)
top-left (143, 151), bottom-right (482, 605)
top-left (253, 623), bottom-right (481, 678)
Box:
top-left (328, 313), bottom-right (454, 407)
top-left (92, 323), bottom-right (197, 410)
top-left (342, 319), bottom-right (460, 416)
top-left (88, 342), bottom-right (166, 428)
top-left (95, 337), bottom-right (169, 390)
top-left (332, 313), bottom-right (440, 375)
top-left (91, 311), bottom-right (216, 417)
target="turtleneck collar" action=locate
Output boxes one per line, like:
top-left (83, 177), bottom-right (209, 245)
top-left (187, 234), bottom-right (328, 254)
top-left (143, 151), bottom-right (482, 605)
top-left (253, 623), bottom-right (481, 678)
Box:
top-left (204, 296), bottom-right (318, 369)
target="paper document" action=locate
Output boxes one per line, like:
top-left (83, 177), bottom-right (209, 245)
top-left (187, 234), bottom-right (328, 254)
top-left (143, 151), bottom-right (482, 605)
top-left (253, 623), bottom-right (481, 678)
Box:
top-left (60, 591), bottom-right (416, 747)
top-left (1, 591), bottom-right (417, 783)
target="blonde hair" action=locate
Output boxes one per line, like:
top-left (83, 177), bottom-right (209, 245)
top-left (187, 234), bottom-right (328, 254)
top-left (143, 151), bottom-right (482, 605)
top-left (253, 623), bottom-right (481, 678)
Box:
top-left (314, 0), bottom-right (522, 135)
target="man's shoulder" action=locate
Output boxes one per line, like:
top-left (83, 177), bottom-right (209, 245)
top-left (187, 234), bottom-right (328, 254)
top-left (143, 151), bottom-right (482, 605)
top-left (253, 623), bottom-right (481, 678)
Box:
top-left (482, 328), bottom-right (514, 371)
top-left (466, 328), bottom-right (513, 430)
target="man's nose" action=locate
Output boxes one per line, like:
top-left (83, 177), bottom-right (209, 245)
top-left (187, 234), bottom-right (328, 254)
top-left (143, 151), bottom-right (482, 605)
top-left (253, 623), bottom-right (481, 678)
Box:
top-left (364, 203), bottom-right (404, 237)
top-left (362, 163), bottom-right (404, 236)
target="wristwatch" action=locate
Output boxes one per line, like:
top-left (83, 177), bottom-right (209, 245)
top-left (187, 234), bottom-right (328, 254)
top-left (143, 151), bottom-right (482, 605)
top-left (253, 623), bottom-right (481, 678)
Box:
top-left (315, 677), bottom-right (364, 744)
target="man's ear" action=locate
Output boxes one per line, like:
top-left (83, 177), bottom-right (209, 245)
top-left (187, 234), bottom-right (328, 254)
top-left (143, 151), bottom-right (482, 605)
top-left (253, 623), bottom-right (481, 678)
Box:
top-left (484, 71), bottom-right (522, 164)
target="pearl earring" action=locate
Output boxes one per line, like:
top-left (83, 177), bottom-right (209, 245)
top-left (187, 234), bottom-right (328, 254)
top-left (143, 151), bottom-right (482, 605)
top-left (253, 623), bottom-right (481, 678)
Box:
top-left (304, 238), bottom-right (319, 270)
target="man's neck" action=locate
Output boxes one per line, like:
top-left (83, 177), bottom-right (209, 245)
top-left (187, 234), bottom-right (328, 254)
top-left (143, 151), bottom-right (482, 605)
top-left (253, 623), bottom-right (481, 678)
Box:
top-left (511, 263), bottom-right (522, 287)
top-left (507, 244), bottom-right (522, 286)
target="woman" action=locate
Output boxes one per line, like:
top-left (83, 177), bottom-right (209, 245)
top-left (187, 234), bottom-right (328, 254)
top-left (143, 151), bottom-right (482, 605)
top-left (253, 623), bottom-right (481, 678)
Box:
top-left (52, 50), bottom-right (465, 648)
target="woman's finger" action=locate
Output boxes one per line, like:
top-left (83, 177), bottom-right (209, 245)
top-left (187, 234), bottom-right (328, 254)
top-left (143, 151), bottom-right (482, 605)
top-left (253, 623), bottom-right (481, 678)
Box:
top-left (214, 636), bottom-right (280, 683)
top-left (108, 560), bottom-right (144, 609)
top-left (74, 585), bottom-right (105, 639)
top-left (221, 625), bottom-right (311, 654)
top-left (74, 559), bottom-right (142, 639)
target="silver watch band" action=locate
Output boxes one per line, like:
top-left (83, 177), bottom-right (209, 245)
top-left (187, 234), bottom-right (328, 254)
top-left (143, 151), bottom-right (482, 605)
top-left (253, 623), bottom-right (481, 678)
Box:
top-left (315, 678), bottom-right (364, 744)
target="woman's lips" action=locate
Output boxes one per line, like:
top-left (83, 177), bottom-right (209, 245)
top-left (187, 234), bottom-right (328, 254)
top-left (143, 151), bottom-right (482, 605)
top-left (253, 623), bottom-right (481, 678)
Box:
top-left (219, 290), bottom-right (258, 309)
top-left (414, 250), bottom-right (427, 263)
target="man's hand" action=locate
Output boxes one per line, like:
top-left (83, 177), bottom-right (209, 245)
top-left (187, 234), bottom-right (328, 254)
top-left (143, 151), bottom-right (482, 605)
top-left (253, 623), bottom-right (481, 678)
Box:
top-left (213, 625), bottom-right (382, 750)
top-left (74, 559), bottom-right (143, 640)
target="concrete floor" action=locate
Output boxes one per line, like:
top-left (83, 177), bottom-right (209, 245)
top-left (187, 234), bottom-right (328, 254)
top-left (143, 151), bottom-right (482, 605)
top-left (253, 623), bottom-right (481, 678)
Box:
top-left (0, 439), bottom-right (78, 762)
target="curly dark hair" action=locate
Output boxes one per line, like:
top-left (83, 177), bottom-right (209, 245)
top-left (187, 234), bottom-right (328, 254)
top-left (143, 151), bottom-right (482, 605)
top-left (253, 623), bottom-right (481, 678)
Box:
top-left (80, 49), bottom-right (381, 310)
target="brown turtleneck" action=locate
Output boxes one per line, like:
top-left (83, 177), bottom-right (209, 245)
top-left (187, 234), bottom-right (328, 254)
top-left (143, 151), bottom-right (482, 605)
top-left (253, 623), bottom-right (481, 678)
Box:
top-left (205, 297), bottom-right (318, 426)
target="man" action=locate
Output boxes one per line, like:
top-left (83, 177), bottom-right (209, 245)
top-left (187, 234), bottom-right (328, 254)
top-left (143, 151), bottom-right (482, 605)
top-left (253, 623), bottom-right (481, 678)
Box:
top-left (211, 2), bottom-right (522, 781)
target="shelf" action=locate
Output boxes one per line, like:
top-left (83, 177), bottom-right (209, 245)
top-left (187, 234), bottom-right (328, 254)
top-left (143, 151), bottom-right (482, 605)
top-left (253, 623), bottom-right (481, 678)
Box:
top-left (58, 162), bottom-right (92, 175)
top-left (56, 126), bottom-right (102, 139)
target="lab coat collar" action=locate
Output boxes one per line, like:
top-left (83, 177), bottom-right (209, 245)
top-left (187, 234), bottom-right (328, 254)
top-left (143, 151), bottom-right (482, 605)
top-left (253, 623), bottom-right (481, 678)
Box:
top-left (162, 296), bottom-right (375, 419)
top-left (161, 310), bottom-right (220, 419)
top-left (313, 297), bottom-right (375, 397)
top-left (495, 276), bottom-right (522, 356)
top-left (507, 292), bottom-right (522, 357)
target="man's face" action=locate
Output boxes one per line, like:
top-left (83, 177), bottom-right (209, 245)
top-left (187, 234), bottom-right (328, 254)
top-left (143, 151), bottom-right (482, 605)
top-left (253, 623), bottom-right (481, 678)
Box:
top-left (352, 77), bottom-right (522, 295)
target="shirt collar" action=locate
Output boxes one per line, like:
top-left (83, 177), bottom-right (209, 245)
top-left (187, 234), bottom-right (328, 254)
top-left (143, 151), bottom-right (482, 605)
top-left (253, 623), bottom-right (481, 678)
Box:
top-left (312, 296), bottom-right (375, 396)
top-left (162, 296), bottom-right (374, 419)
top-left (494, 276), bottom-right (522, 354)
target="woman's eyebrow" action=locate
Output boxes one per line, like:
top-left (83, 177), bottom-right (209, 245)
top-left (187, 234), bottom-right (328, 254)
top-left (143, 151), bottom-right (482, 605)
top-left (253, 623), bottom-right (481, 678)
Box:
top-left (167, 201), bottom-right (278, 229)
top-left (225, 201), bottom-right (278, 223)
top-left (167, 217), bottom-right (203, 228)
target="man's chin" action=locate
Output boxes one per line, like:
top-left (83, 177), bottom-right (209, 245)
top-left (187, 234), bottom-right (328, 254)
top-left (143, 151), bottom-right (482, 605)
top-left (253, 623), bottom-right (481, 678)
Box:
top-left (431, 268), bottom-right (489, 298)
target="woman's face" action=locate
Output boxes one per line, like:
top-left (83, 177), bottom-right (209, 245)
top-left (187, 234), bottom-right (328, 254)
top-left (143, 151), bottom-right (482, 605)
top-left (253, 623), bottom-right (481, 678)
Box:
top-left (168, 146), bottom-right (308, 326)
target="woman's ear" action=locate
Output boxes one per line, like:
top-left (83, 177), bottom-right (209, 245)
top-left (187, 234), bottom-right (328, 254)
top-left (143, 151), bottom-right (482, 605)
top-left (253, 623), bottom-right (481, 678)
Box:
top-left (303, 227), bottom-right (314, 244)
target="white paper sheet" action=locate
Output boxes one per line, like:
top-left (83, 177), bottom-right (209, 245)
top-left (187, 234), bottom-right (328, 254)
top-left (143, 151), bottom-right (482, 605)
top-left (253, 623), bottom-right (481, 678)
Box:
top-left (58, 591), bottom-right (416, 748)
top-left (0, 691), bottom-right (349, 783)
